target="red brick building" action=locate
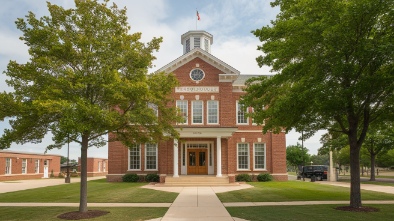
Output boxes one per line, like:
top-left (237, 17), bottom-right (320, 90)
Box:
top-left (0, 150), bottom-right (61, 181)
top-left (107, 30), bottom-right (287, 183)
top-left (78, 157), bottom-right (108, 177)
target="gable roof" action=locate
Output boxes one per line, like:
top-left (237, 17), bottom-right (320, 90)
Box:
top-left (156, 47), bottom-right (240, 75)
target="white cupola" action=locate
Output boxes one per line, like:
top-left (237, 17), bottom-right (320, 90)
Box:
top-left (181, 30), bottom-right (213, 54)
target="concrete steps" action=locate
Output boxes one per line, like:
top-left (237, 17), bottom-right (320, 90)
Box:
top-left (158, 175), bottom-right (239, 187)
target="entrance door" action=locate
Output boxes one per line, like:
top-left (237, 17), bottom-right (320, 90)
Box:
top-left (187, 149), bottom-right (207, 175)
top-left (43, 160), bottom-right (49, 178)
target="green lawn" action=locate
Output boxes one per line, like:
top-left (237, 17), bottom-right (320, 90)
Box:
top-left (0, 207), bottom-right (167, 221)
top-left (217, 181), bottom-right (394, 202)
top-left (0, 179), bottom-right (178, 203)
top-left (227, 204), bottom-right (394, 221)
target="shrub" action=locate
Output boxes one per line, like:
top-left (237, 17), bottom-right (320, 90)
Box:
top-left (50, 170), bottom-right (55, 178)
top-left (70, 171), bottom-right (79, 177)
top-left (58, 172), bottom-right (65, 178)
top-left (257, 173), bottom-right (273, 182)
top-left (145, 174), bottom-right (160, 182)
top-left (235, 174), bottom-right (252, 182)
top-left (122, 173), bottom-right (139, 182)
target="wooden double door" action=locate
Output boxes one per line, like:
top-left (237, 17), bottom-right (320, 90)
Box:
top-left (187, 148), bottom-right (208, 175)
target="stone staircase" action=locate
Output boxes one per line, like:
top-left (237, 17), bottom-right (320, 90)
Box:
top-left (158, 175), bottom-right (239, 186)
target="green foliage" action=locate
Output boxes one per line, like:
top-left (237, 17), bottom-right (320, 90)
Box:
top-left (286, 143), bottom-right (310, 168)
top-left (50, 170), bottom-right (55, 178)
top-left (70, 171), bottom-right (79, 177)
top-left (243, 0), bottom-right (394, 207)
top-left (257, 173), bottom-right (273, 182)
top-left (122, 173), bottom-right (139, 182)
top-left (235, 174), bottom-right (252, 182)
top-left (145, 174), bottom-right (160, 182)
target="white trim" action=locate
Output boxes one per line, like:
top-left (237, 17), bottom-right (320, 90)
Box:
top-left (192, 100), bottom-right (204, 124)
top-left (237, 143), bottom-right (250, 170)
top-left (253, 143), bottom-right (266, 170)
top-left (22, 158), bottom-right (27, 174)
top-left (207, 100), bottom-right (219, 124)
top-left (236, 100), bottom-right (248, 125)
top-left (5, 158), bottom-right (11, 175)
top-left (35, 159), bottom-right (40, 174)
top-left (145, 143), bottom-right (158, 171)
top-left (176, 100), bottom-right (188, 124)
top-left (128, 144), bottom-right (141, 171)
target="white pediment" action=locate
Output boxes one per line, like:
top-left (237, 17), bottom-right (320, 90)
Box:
top-left (156, 48), bottom-right (240, 76)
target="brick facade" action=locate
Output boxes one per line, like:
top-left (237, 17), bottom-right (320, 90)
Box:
top-left (78, 157), bottom-right (108, 177)
top-left (107, 30), bottom-right (287, 182)
top-left (0, 150), bottom-right (61, 181)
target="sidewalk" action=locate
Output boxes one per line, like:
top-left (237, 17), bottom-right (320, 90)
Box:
top-left (0, 176), bottom-right (105, 193)
top-left (319, 181), bottom-right (394, 195)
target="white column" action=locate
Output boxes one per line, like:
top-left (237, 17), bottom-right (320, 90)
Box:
top-left (216, 136), bottom-right (222, 177)
top-left (329, 150), bottom-right (336, 181)
top-left (173, 139), bottom-right (179, 177)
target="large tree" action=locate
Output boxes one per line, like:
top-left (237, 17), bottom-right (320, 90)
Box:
top-left (361, 123), bottom-right (394, 180)
top-left (0, 0), bottom-right (180, 213)
top-left (242, 0), bottom-right (394, 208)
top-left (286, 143), bottom-right (310, 171)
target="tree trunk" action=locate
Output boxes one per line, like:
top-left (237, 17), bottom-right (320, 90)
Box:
top-left (349, 139), bottom-right (362, 208)
top-left (79, 135), bottom-right (89, 213)
top-left (370, 154), bottom-right (376, 181)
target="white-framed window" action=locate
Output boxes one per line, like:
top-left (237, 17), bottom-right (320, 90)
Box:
top-left (98, 161), bottom-right (102, 172)
top-left (35, 159), bottom-right (40, 174)
top-left (103, 161), bottom-right (106, 172)
top-left (5, 158), bottom-right (11, 175)
top-left (186, 38), bottom-right (190, 53)
top-left (236, 100), bottom-right (248, 124)
top-left (192, 100), bottom-right (203, 124)
top-left (204, 38), bottom-right (209, 51)
top-left (176, 100), bottom-right (188, 124)
top-left (145, 143), bottom-right (158, 170)
top-left (207, 100), bottom-right (219, 124)
top-left (254, 143), bottom-right (266, 170)
top-left (237, 143), bottom-right (249, 170)
top-left (194, 37), bottom-right (200, 48)
top-left (148, 103), bottom-right (158, 117)
top-left (22, 159), bottom-right (27, 174)
top-left (129, 144), bottom-right (141, 170)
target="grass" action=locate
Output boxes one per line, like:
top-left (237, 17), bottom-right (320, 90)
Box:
top-left (227, 204), bottom-right (394, 221)
top-left (217, 181), bottom-right (394, 202)
top-left (360, 181), bottom-right (394, 187)
top-left (0, 207), bottom-right (167, 221)
top-left (0, 179), bottom-right (178, 203)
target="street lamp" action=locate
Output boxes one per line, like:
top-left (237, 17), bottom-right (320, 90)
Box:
top-left (65, 134), bottom-right (71, 183)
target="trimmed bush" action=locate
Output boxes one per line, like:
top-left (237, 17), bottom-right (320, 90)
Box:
top-left (257, 173), bottom-right (273, 182)
top-left (235, 174), bottom-right (252, 182)
top-left (122, 173), bottom-right (139, 182)
top-left (145, 174), bottom-right (160, 182)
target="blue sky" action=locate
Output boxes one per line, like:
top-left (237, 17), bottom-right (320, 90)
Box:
top-left (0, 0), bottom-right (325, 160)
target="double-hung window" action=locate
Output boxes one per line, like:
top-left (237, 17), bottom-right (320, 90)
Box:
top-left (35, 159), bottom-right (40, 173)
top-left (237, 143), bottom-right (249, 170)
top-left (254, 143), bottom-right (266, 170)
top-left (192, 100), bottom-right (203, 124)
top-left (176, 100), bottom-right (188, 124)
top-left (129, 144), bottom-right (141, 170)
top-left (145, 143), bottom-right (158, 170)
top-left (207, 100), bottom-right (218, 124)
top-left (22, 159), bottom-right (27, 174)
top-left (5, 158), bottom-right (11, 174)
top-left (236, 101), bottom-right (248, 124)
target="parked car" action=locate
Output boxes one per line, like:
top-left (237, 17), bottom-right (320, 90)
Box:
top-left (298, 165), bottom-right (328, 181)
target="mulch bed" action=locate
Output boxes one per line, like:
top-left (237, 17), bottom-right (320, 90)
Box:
top-left (335, 206), bottom-right (380, 213)
top-left (57, 210), bottom-right (109, 220)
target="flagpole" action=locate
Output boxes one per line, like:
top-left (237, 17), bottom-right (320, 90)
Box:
top-left (196, 9), bottom-right (197, 30)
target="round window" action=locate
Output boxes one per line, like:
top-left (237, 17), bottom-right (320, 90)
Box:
top-left (190, 69), bottom-right (205, 81)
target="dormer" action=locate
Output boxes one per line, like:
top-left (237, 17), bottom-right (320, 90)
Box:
top-left (181, 30), bottom-right (213, 54)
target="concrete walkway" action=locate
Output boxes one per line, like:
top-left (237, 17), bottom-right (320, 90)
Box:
top-left (0, 176), bottom-right (105, 193)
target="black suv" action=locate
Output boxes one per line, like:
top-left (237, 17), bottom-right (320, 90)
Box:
top-left (298, 165), bottom-right (328, 181)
